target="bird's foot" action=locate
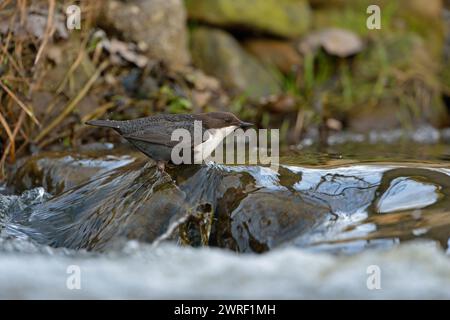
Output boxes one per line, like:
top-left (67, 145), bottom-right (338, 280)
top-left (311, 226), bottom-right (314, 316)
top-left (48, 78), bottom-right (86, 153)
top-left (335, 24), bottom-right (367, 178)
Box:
top-left (156, 161), bottom-right (166, 172)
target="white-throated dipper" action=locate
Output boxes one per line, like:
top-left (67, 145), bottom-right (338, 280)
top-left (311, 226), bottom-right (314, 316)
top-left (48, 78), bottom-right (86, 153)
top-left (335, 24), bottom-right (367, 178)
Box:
top-left (86, 112), bottom-right (253, 171)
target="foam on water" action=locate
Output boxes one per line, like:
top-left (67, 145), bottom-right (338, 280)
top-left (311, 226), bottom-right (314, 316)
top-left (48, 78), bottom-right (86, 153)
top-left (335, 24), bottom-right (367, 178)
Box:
top-left (0, 240), bottom-right (449, 299)
top-left (2, 160), bottom-right (450, 299)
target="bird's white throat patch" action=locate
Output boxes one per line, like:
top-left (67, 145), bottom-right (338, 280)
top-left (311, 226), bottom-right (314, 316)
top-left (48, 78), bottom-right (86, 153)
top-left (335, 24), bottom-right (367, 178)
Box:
top-left (193, 125), bottom-right (237, 162)
top-left (170, 120), bottom-right (280, 171)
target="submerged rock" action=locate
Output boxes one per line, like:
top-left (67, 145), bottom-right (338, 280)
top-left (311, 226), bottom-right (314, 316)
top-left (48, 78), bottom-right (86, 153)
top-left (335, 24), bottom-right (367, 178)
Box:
top-left (185, 0), bottom-right (311, 38)
top-left (0, 188), bottom-right (50, 224)
top-left (5, 161), bottom-right (188, 250)
top-left (3, 152), bottom-right (333, 252)
top-left (230, 190), bottom-right (330, 252)
top-left (190, 27), bottom-right (281, 99)
top-left (3, 151), bottom-right (450, 254)
top-left (9, 150), bottom-right (138, 195)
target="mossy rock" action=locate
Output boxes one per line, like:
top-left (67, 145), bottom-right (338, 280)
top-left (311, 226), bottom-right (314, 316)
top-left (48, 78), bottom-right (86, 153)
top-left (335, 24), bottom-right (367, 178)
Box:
top-left (190, 27), bottom-right (281, 99)
top-left (185, 0), bottom-right (311, 38)
top-left (313, 0), bottom-right (444, 58)
top-left (328, 33), bottom-right (448, 130)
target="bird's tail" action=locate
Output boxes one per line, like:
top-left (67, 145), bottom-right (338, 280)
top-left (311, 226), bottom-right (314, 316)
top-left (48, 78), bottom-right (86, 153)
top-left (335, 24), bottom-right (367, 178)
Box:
top-left (85, 119), bottom-right (121, 129)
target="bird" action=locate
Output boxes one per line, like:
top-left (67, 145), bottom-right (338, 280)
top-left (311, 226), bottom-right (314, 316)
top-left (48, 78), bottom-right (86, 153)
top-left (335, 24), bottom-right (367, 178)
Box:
top-left (86, 112), bottom-right (253, 171)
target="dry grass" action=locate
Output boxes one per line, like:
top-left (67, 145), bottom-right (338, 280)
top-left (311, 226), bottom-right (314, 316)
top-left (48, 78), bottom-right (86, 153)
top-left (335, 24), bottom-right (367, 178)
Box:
top-left (0, 0), bottom-right (217, 179)
top-left (0, 0), bottom-right (103, 178)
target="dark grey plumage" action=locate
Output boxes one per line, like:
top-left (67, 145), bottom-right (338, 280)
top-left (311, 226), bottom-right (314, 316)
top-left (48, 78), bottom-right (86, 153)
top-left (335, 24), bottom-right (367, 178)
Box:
top-left (86, 112), bottom-right (253, 168)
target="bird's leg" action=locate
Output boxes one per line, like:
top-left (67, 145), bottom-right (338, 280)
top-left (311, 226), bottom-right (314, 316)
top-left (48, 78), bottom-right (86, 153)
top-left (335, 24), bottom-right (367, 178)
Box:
top-left (156, 160), bottom-right (166, 172)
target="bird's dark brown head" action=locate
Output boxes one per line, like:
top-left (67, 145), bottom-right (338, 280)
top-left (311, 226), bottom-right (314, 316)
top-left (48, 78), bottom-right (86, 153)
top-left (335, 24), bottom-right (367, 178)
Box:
top-left (195, 112), bottom-right (253, 130)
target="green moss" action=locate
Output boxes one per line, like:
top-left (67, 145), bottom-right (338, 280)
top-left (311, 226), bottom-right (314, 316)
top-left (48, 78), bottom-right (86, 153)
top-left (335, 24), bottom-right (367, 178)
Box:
top-left (185, 0), bottom-right (311, 37)
top-left (313, 0), bottom-right (444, 58)
top-left (334, 33), bottom-right (445, 125)
top-left (313, 0), bottom-right (397, 36)
top-left (190, 27), bottom-right (281, 99)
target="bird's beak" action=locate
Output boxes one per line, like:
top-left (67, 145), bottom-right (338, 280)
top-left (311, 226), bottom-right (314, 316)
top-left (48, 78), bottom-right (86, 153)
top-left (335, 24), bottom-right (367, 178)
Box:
top-left (239, 121), bottom-right (254, 129)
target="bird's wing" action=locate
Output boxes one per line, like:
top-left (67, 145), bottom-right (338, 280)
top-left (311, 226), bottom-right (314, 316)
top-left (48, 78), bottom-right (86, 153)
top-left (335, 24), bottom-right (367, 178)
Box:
top-left (122, 132), bottom-right (179, 147)
top-left (123, 125), bottom-right (196, 147)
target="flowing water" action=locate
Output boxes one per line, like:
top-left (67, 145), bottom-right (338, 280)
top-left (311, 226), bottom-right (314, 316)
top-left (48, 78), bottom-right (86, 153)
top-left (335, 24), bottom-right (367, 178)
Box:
top-left (1, 131), bottom-right (450, 298)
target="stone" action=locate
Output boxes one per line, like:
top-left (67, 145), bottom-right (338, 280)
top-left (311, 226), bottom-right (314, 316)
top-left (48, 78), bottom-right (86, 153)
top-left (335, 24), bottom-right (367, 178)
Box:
top-left (346, 34), bottom-right (449, 131)
top-left (4, 151), bottom-right (334, 252)
top-left (9, 150), bottom-right (141, 195)
top-left (230, 191), bottom-right (330, 252)
top-left (101, 0), bottom-right (190, 69)
top-left (298, 28), bottom-right (364, 58)
top-left (7, 151), bottom-right (449, 253)
top-left (185, 0), bottom-right (311, 38)
top-left (190, 27), bottom-right (281, 99)
top-left (242, 39), bottom-right (302, 74)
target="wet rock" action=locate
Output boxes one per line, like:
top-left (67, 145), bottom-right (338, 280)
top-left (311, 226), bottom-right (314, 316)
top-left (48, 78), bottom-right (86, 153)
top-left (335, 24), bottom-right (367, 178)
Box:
top-left (3, 154), bottom-right (335, 252)
top-left (9, 150), bottom-right (139, 195)
top-left (242, 39), bottom-right (302, 74)
top-left (290, 166), bottom-right (379, 215)
top-left (360, 167), bottom-right (450, 250)
top-left (0, 188), bottom-right (50, 223)
top-left (376, 177), bottom-right (439, 213)
top-left (101, 0), bottom-right (190, 69)
top-left (5, 150), bottom-right (450, 254)
top-left (185, 0), bottom-right (311, 38)
top-left (230, 191), bottom-right (330, 252)
top-left (190, 27), bottom-right (281, 99)
top-left (4, 161), bottom-right (189, 250)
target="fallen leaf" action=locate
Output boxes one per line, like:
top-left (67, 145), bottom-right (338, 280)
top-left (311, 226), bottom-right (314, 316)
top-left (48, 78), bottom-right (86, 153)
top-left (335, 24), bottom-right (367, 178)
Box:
top-left (99, 36), bottom-right (149, 68)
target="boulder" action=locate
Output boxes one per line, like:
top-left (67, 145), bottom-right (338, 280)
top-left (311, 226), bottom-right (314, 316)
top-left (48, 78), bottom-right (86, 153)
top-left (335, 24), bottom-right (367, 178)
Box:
top-left (4, 152), bottom-right (335, 252)
top-left (5, 151), bottom-right (450, 253)
top-left (185, 0), bottom-right (311, 38)
top-left (242, 39), bottom-right (302, 74)
top-left (346, 34), bottom-right (449, 131)
top-left (9, 149), bottom-right (141, 195)
top-left (101, 0), bottom-right (190, 69)
top-left (190, 27), bottom-right (281, 99)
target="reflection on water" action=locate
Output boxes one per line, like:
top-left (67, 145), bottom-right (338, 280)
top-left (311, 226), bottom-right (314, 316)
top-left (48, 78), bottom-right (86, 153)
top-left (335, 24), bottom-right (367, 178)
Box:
top-left (376, 177), bottom-right (440, 213)
top-left (0, 141), bottom-right (449, 255)
top-left (0, 140), bottom-right (450, 298)
top-left (282, 140), bottom-right (450, 254)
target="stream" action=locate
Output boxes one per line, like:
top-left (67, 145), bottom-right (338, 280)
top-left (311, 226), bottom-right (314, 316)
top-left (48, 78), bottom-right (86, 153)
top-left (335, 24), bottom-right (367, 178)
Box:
top-left (1, 131), bottom-right (450, 298)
